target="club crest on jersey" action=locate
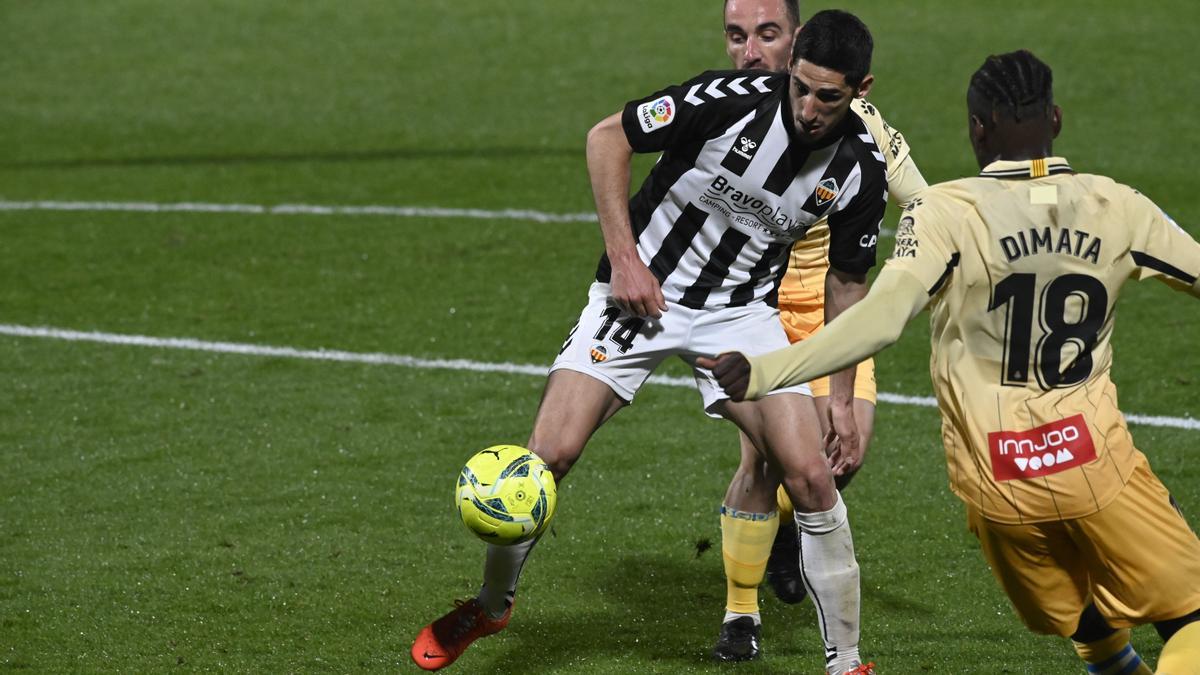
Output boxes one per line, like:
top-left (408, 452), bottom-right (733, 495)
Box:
top-left (987, 414), bottom-right (1097, 482)
top-left (637, 96), bottom-right (675, 133)
top-left (589, 345), bottom-right (609, 364)
top-left (814, 178), bottom-right (840, 206)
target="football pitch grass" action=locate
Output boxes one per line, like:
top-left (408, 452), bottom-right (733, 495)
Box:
top-left (2, 1), bottom-right (1198, 672)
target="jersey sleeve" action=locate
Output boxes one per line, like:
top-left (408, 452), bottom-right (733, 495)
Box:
top-left (883, 190), bottom-right (963, 295)
top-left (1126, 189), bottom-right (1200, 296)
top-left (887, 155), bottom-right (928, 209)
top-left (744, 266), bottom-right (929, 398)
top-left (825, 157), bottom-right (887, 275)
top-left (851, 99), bottom-right (914, 180)
top-left (620, 70), bottom-right (778, 154)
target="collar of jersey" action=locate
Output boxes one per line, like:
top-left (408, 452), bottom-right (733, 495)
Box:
top-left (979, 156), bottom-right (1072, 179)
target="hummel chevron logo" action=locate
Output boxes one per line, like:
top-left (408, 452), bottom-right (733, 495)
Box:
top-left (684, 76), bottom-right (771, 105)
top-left (858, 133), bottom-right (886, 163)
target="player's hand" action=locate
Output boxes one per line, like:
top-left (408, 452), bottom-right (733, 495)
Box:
top-left (824, 402), bottom-right (863, 483)
top-left (610, 259), bottom-right (667, 318)
top-left (696, 352), bottom-right (752, 401)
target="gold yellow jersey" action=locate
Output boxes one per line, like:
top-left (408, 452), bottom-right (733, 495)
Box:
top-left (884, 157), bottom-right (1200, 523)
top-left (778, 98), bottom-right (923, 307)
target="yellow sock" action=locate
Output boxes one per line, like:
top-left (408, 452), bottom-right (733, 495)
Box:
top-left (775, 485), bottom-right (794, 520)
top-left (1158, 621), bottom-right (1200, 675)
top-left (720, 507), bottom-right (778, 614)
top-left (1072, 628), bottom-right (1152, 674)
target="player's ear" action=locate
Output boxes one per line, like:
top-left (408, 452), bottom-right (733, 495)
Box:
top-left (1050, 105), bottom-right (1063, 139)
top-left (969, 113), bottom-right (988, 144)
top-left (855, 73), bottom-right (874, 99)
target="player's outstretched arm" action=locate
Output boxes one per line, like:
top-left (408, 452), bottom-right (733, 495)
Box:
top-left (730, 267), bottom-right (927, 400)
top-left (586, 112), bottom-right (667, 318)
top-left (888, 155), bottom-right (928, 209)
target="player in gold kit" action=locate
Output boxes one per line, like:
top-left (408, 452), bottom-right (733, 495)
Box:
top-left (714, 0), bottom-right (927, 662)
top-left (701, 50), bottom-right (1200, 673)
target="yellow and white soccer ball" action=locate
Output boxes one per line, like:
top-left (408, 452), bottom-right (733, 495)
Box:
top-left (456, 445), bottom-right (557, 545)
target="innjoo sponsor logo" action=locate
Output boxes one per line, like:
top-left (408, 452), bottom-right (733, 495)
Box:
top-left (987, 414), bottom-right (1097, 481)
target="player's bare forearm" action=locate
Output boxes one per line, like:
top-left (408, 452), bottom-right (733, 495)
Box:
top-left (823, 267), bottom-right (868, 410)
top-left (586, 112), bottom-right (666, 318)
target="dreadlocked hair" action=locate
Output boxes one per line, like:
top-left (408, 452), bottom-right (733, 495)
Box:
top-left (968, 50), bottom-right (1053, 123)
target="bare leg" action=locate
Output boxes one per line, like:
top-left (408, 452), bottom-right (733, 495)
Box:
top-left (479, 370), bottom-right (625, 616)
top-left (724, 431), bottom-right (783, 512)
top-left (717, 393), bottom-right (862, 674)
top-left (719, 393), bottom-right (834, 512)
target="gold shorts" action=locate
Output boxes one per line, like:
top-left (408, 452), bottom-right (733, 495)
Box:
top-left (778, 301), bottom-right (876, 403)
top-left (967, 456), bottom-right (1200, 636)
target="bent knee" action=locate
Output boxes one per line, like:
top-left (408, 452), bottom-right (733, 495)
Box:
top-left (526, 440), bottom-right (582, 481)
top-left (781, 463), bottom-right (836, 512)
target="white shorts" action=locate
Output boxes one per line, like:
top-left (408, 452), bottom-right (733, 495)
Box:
top-left (550, 282), bottom-right (811, 415)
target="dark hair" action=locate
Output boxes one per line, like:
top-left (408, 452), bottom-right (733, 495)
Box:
top-left (789, 9), bottom-right (873, 87)
top-left (968, 50), bottom-right (1054, 123)
top-left (723, 0), bottom-right (801, 28)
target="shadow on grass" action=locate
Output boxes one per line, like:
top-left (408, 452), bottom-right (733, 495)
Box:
top-left (470, 551), bottom-right (828, 674)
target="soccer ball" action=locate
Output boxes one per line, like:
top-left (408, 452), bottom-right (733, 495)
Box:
top-left (456, 445), bottom-right (557, 545)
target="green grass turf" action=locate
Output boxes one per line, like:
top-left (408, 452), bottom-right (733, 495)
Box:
top-left (2, 0), bottom-right (1199, 672)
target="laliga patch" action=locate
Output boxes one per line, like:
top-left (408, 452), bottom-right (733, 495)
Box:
top-left (637, 96), bottom-right (675, 133)
top-left (814, 177), bottom-right (840, 206)
top-left (987, 414), bottom-right (1097, 482)
top-left (589, 344), bottom-right (609, 364)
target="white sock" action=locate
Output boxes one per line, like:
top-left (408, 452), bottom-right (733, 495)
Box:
top-left (723, 609), bottom-right (762, 626)
top-left (478, 537), bottom-right (538, 619)
top-left (793, 493), bottom-right (861, 674)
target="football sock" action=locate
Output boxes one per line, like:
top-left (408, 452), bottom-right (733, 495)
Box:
top-left (478, 537), bottom-right (538, 619)
top-left (793, 493), bottom-right (861, 674)
top-left (723, 609), bottom-right (762, 626)
top-left (720, 506), bottom-right (779, 615)
top-left (1156, 621), bottom-right (1200, 674)
top-left (1072, 628), bottom-right (1151, 674)
top-left (776, 484), bottom-right (795, 520)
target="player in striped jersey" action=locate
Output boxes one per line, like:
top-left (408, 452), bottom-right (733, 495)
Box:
top-left (701, 50), bottom-right (1200, 673)
top-left (412, 11), bottom-right (883, 675)
top-left (714, 0), bottom-right (928, 662)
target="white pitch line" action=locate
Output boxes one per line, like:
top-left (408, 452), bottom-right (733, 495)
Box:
top-left (0, 200), bottom-right (599, 224)
top-left (0, 199), bottom-right (897, 234)
top-left (1, 324), bottom-right (1196, 431)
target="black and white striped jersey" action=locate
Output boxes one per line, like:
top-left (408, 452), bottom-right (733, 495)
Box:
top-left (595, 69), bottom-right (888, 309)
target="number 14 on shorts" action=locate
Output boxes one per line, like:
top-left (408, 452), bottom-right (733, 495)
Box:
top-left (559, 306), bottom-right (646, 362)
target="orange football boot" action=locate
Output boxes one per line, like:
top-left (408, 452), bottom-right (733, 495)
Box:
top-left (410, 598), bottom-right (511, 671)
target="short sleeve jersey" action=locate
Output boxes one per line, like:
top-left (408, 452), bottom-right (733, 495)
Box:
top-left (884, 157), bottom-right (1200, 524)
top-left (779, 99), bottom-right (916, 307)
top-left (595, 69), bottom-right (888, 310)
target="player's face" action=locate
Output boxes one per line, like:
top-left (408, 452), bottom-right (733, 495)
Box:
top-left (787, 59), bottom-right (867, 144)
top-left (724, 0), bottom-right (796, 71)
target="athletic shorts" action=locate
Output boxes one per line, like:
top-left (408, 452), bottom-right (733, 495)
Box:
top-left (966, 455), bottom-right (1200, 636)
top-left (778, 300), bottom-right (876, 403)
top-left (551, 282), bottom-right (811, 415)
